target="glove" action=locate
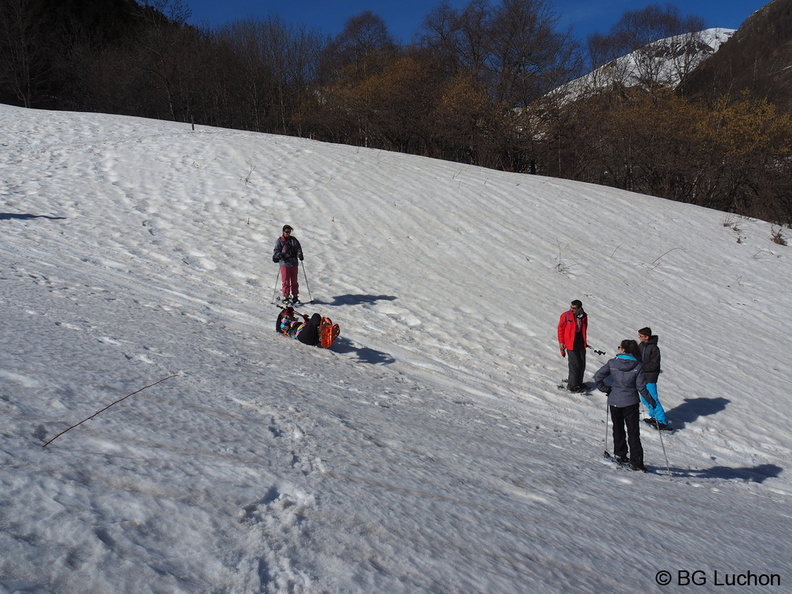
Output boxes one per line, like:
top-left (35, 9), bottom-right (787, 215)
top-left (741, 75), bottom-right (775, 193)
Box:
top-left (298, 254), bottom-right (304, 261)
top-left (603, 387), bottom-right (612, 395)
top-left (272, 255), bottom-right (280, 263)
top-left (560, 349), bottom-right (566, 358)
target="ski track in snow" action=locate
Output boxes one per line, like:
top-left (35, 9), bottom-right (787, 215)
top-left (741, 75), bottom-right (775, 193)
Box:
top-left (1, 104), bottom-right (791, 592)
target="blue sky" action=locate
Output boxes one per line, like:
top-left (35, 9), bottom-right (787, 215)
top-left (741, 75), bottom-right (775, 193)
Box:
top-left (184, 0), bottom-right (771, 44)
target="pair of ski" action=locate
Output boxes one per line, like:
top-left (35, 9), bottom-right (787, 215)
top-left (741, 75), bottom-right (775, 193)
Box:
top-left (603, 451), bottom-right (649, 473)
top-left (557, 380), bottom-right (593, 394)
top-left (644, 418), bottom-right (676, 435)
top-left (272, 297), bottom-right (311, 307)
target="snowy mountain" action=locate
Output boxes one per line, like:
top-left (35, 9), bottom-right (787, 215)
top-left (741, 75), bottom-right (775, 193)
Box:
top-left (1, 103), bottom-right (790, 592)
top-left (561, 28), bottom-right (735, 99)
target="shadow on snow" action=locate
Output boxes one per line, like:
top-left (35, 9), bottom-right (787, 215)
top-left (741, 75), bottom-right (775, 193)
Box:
top-left (330, 337), bottom-right (395, 365)
top-left (311, 294), bottom-right (397, 307)
top-left (1, 213), bottom-right (66, 221)
top-left (664, 463), bottom-right (783, 484)
top-left (667, 396), bottom-right (730, 429)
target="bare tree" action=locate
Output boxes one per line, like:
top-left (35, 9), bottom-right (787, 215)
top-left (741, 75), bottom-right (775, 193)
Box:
top-left (419, 0), bottom-right (580, 170)
top-left (0, 0), bottom-right (47, 106)
top-left (263, 20), bottom-right (323, 134)
top-left (664, 29), bottom-right (715, 86)
top-left (316, 11), bottom-right (397, 146)
top-left (217, 17), bottom-right (323, 134)
top-left (139, 0), bottom-right (190, 27)
top-left (319, 11), bottom-right (395, 84)
top-left (489, 0), bottom-right (580, 106)
top-left (585, 4), bottom-right (705, 89)
top-left (420, 0), bottom-right (492, 77)
top-left (133, 0), bottom-right (192, 120)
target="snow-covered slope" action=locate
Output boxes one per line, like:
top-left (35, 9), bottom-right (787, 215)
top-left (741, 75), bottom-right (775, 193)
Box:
top-left (1, 104), bottom-right (790, 592)
top-left (562, 28), bottom-right (735, 98)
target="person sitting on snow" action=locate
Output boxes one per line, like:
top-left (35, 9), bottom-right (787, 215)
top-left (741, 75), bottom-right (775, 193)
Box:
top-left (276, 307), bottom-right (321, 346)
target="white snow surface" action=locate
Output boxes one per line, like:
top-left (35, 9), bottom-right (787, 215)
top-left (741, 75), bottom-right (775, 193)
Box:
top-left (1, 104), bottom-right (791, 593)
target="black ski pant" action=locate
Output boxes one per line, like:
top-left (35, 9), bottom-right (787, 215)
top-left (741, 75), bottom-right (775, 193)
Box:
top-left (610, 403), bottom-right (643, 465)
top-left (566, 335), bottom-right (586, 388)
top-left (297, 313), bottom-right (322, 346)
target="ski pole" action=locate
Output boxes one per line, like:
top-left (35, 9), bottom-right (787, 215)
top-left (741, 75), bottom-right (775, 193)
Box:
top-left (657, 420), bottom-right (671, 474)
top-left (272, 270), bottom-right (281, 303)
top-left (640, 393), bottom-right (671, 474)
top-left (604, 399), bottom-right (610, 457)
top-left (301, 260), bottom-right (313, 303)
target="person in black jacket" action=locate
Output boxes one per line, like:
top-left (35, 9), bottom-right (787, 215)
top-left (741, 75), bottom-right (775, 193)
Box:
top-left (272, 225), bottom-right (304, 304)
top-left (637, 327), bottom-right (672, 431)
top-left (594, 339), bottom-right (655, 472)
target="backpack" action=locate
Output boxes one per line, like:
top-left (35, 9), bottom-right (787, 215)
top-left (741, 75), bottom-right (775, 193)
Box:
top-left (319, 316), bottom-right (340, 348)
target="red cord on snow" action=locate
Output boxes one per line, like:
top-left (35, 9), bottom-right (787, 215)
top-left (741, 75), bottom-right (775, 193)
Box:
top-left (42, 373), bottom-right (180, 447)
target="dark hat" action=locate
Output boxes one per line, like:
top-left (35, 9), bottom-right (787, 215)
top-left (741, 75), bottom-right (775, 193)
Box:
top-left (638, 327), bottom-right (652, 337)
top-left (282, 224), bottom-right (293, 232)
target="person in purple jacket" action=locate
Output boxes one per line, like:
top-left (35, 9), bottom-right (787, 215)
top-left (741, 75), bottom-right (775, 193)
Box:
top-left (272, 225), bottom-right (303, 304)
top-left (594, 339), bottom-right (656, 472)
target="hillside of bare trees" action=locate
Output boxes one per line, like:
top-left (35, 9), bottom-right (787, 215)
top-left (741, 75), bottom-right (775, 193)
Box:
top-left (679, 0), bottom-right (792, 112)
top-left (1, 0), bottom-right (791, 223)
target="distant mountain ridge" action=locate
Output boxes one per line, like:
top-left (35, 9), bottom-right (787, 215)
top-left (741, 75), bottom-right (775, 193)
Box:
top-left (559, 28), bottom-right (735, 100)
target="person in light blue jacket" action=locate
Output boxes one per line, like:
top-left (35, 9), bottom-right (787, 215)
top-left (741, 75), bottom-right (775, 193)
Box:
top-left (594, 339), bottom-right (656, 472)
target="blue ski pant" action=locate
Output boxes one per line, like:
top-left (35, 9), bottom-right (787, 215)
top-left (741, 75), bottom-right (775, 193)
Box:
top-left (640, 382), bottom-right (667, 424)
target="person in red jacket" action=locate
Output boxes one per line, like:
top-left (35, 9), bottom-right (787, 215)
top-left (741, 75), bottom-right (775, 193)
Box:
top-left (557, 299), bottom-right (588, 392)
